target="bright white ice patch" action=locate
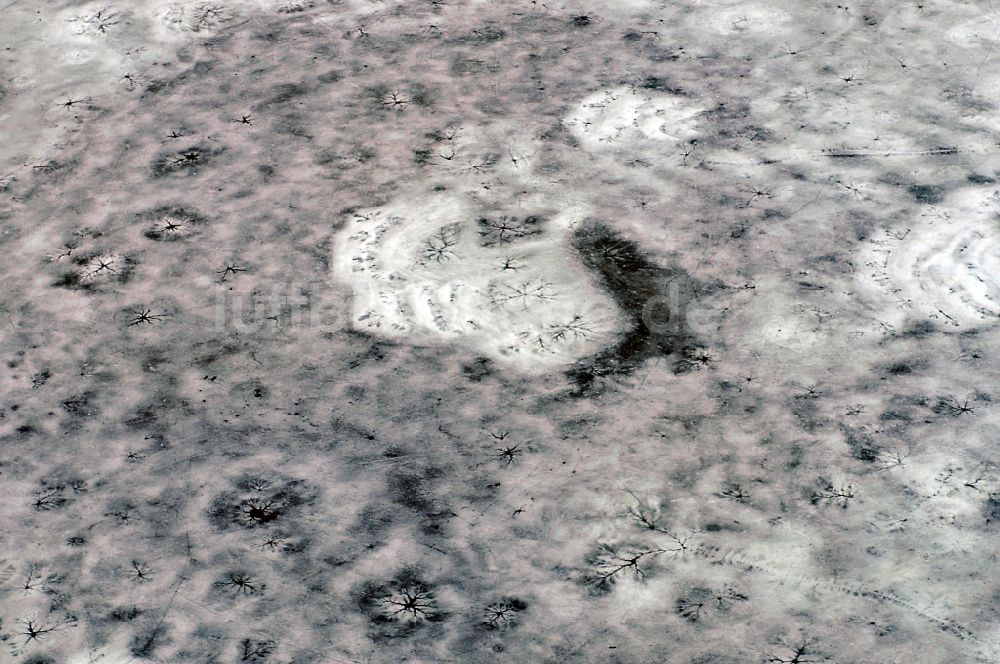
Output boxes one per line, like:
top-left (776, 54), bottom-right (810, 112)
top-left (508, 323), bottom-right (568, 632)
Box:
top-left (564, 86), bottom-right (703, 150)
top-left (861, 187), bottom-right (1000, 328)
top-left (705, 5), bottom-right (793, 35)
top-left (332, 193), bottom-right (620, 371)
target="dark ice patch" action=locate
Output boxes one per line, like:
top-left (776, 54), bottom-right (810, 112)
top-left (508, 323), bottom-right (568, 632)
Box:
top-left (907, 184), bottom-right (944, 204)
top-left (565, 222), bottom-right (707, 395)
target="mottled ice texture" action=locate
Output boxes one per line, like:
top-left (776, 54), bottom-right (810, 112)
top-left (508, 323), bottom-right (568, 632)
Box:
top-left (3, 0), bottom-right (1000, 663)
